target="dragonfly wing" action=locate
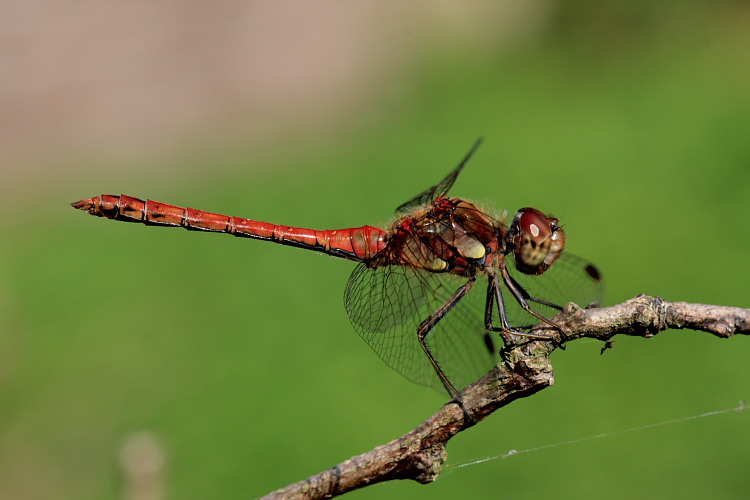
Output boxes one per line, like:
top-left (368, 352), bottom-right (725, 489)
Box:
top-left (499, 252), bottom-right (604, 329)
top-left (395, 138), bottom-right (484, 214)
top-left (345, 262), bottom-right (499, 394)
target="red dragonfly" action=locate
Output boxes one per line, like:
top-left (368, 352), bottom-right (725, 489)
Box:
top-left (72, 140), bottom-right (602, 398)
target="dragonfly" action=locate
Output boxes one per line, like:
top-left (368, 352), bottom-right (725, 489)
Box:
top-left (71, 140), bottom-right (602, 398)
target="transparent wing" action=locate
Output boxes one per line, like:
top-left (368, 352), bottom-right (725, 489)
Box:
top-left (498, 252), bottom-right (604, 329)
top-left (395, 138), bottom-right (483, 214)
top-left (344, 262), bottom-right (499, 394)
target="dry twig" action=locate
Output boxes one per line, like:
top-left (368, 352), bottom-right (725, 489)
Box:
top-left (260, 295), bottom-right (749, 500)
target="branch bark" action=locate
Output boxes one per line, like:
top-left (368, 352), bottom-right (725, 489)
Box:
top-left (260, 295), bottom-right (750, 500)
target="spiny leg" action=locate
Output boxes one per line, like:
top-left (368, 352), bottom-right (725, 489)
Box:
top-left (497, 261), bottom-right (562, 331)
top-left (485, 273), bottom-right (555, 346)
top-left (416, 277), bottom-right (476, 399)
top-left (503, 271), bottom-right (563, 311)
top-left (484, 277), bottom-right (513, 345)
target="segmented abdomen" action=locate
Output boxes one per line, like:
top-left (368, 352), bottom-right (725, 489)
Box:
top-left (72, 194), bottom-right (387, 261)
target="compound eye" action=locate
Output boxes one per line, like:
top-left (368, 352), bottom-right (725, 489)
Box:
top-left (511, 207), bottom-right (566, 275)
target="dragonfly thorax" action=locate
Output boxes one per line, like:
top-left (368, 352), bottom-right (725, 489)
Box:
top-left (387, 197), bottom-right (501, 276)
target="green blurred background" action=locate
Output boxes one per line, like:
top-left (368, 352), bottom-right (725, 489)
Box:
top-left (2, 2), bottom-right (749, 499)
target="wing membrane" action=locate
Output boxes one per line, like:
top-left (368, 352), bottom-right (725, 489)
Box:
top-left (395, 138), bottom-right (483, 214)
top-left (344, 263), bottom-right (499, 393)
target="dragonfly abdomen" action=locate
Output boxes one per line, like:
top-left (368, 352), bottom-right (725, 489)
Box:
top-left (72, 194), bottom-right (387, 261)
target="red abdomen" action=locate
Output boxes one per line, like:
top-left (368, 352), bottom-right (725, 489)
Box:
top-left (72, 194), bottom-right (387, 262)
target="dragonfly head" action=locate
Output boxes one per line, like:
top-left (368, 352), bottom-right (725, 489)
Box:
top-left (508, 207), bottom-right (565, 275)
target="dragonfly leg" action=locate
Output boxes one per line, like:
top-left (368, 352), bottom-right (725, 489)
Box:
top-left (485, 273), bottom-right (555, 346)
top-left (497, 261), bottom-right (562, 331)
top-left (503, 271), bottom-right (563, 311)
top-left (416, 276), bottom-right (477, 399)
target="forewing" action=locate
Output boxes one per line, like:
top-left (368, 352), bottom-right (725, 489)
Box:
top-left (344, 263), bottom-right (500, 394)
top-left (499, 252), bottom-right (604, 329)
top-left (395, 138), bottom-right (483, 214)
